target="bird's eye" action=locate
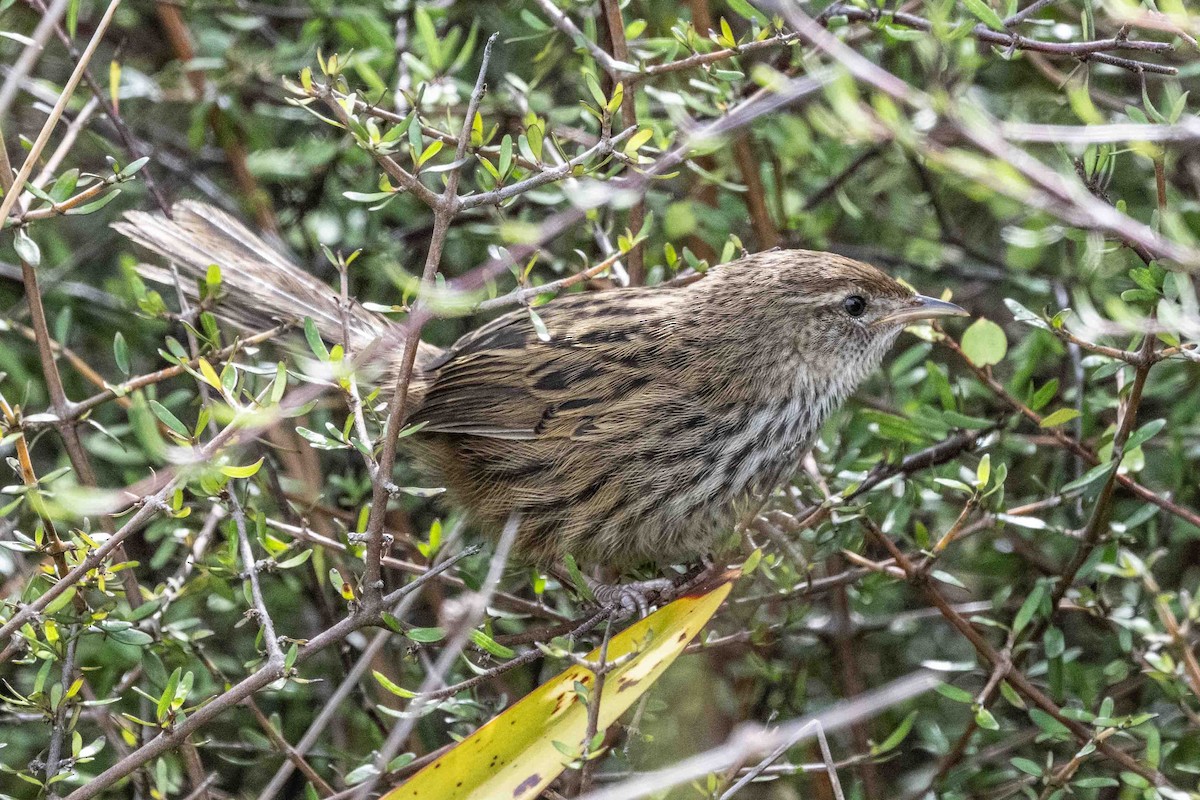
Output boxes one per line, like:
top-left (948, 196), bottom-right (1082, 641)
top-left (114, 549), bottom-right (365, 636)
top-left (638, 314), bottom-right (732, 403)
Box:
top-left (842, 295), bottom-right (868, 317)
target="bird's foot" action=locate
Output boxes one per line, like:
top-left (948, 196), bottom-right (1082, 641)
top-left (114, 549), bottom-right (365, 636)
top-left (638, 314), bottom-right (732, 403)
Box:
top-left (586, 576), bottom-right (675, 619)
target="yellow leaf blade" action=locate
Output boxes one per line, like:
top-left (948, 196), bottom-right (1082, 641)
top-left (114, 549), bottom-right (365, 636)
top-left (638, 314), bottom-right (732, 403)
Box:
top-left (387, 570), bottom-right (739, 800)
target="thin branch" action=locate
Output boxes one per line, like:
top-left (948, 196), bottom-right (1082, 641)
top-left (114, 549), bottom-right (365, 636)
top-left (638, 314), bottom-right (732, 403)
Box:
top-left (0, 0), bottom-right (122, 226)
top-left (1049, 330), bottom-right (1155, 607)
top-left (352, 515), bottom-right (519, 800)
top-left (823, 3), bottom-right (1176, 75)
top-left (475, 248), bottom-right (625, 311)
top-left (531, 0), bottom-right (638, 76)
top-left (1004, 0), bottom-right (1059, 27)
top-left (574, 672), bottom-right (939, 800)
top-left (457, 125), bottom-right (637, 210)
top-left (228, 490), bottom-right (284, 665)
top-left (61, 547), bottom-right (478, 800)
top-left (599, 0), bottom-right (645, 284)
top-left (359, 33), bottom-right (497, 608)
top-left (862, 521), bottom-right (1170, 788)
top-left (576, 617), bottom-right (614, 794)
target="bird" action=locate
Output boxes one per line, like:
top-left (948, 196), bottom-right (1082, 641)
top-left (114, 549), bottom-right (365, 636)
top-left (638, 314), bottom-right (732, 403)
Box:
top-left (115, 201), bottom-right (967, 603)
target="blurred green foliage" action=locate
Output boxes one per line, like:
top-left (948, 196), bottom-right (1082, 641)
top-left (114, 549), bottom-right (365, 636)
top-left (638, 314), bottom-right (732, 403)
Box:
top-left (1, 0), bottom-right (1199, 798)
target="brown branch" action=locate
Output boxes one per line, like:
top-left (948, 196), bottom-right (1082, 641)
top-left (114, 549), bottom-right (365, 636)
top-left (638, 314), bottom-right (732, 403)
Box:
top-left (153, 1), bottom-right (278, 230)
top-left (0, 397), bottom-right (85, 609)
top-left (823, 3), bottom-right (1176, 75)
top-left (731, 131), bottom-right (781, 249)
top-left (531, 0), bottom-right (636, 77)
top-left (939, 333), bottom-right (1200, 530)
top-left (638, 32), bottom-right (804, 82)
top-left (1049, 330), bottom-right (1155, 607)
top-left (803, 144), bottom-right (887, 211)
top-left (862, 520), bottom-right (1171, 788)
top-left (24, 0), bottom-right (172, 214)
top-left (599, 0), bottom-right (645, 284)
top-left (359, 34), bottom-right (497, 607)
top-left (61, 548), bottom-right (477, 800)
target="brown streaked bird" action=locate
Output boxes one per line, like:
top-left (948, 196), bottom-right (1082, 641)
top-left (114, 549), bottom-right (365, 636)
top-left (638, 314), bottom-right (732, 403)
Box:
top-left (116, 202), bottom-right (967, 598)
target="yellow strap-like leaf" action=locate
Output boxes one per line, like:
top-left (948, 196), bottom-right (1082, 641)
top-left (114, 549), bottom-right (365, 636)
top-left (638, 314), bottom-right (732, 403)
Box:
top-left (387, 570), bottom-right (739, 800)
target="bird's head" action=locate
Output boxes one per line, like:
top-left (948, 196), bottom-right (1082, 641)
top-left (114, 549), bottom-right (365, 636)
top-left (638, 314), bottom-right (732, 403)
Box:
top-left (708, 249), bottom-right (968, 381)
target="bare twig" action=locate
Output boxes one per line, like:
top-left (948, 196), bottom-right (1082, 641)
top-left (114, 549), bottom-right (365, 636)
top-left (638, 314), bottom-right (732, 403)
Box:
top-left (61, 547), bottom-right (478, 800)
top-left (822, 3), bottom-right (1176, 75)
top-left (0, 0), bottom-right (122, 225)
top-left (574, 672), bottom-right (939, 800)
top-left (351, 514), bottom-right (519, 799)
top-left (359, 33), bottom-right (497, 608)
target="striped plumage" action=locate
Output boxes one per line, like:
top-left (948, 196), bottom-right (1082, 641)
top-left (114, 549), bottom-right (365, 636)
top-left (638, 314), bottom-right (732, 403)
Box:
top-left (116, 202), bottom-right (964, 568)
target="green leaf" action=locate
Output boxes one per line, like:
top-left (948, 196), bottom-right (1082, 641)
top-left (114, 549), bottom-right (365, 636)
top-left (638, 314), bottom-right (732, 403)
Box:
top-left (935, 683), bottom-right (975, 704)
top-left (470, 629), bottom-right (517, 659)
top-left (158, 668), bottom-right (181, 722)
top-left (873, 711), bottom-right (917, 754)
top-left (417, 139), bottom-right (444, 167)
top-left (718, 16), bottom-right (737, 46)
top-left (108, 627), bottom-right (154, 646)
top-left (727, 0), bottom-right (767, 23)
top-left (1061, 460), bottom-right (1116, 494)
top-left (1123, 419), bottom-right (1165, 452)
top-left (65, 188), bottom-right (121, 215)
top-left (113, 332), bottom-right (130, 376)
top-left (14, 229), bottom-right (40, 267)
top-left (220, 458), bottom-right (264, 479)
top-left (413, 6), bottom-right (443, 70)
top-left (583, 72), bottom-right (606, 109)
top-left (1043, 626), bottom-right (1065, 659)
top-left (974, 706), bottom-right (1000, 730)
top-left (303, 317), bottom-right (329, 360)
top-left (1011, 756), bottom-right (1042, 776)
top-left (277, 550), bottom-right (313, 570)
top-left (118, 156), bottom-right (150, 178)
top-left (44, 585), bottom-right (77, 615)
top-left (1028, 708), bottom-right (1073, 740)
top-left (960, 318), bottom-right (1008, 367)
top-left (932, 570), bottom-right (967, 589)
top-left (975, 453), bottom-right (991, 488)
top-left (1012, 582), bottom-right (1045, 635)
top-left (1029, 379), bottom-right (1059, 411)
top-left (941, 410), bottom-right (995, 430)
top-left (499, 134), bottom-right (514, 175)
top-left (528, 309), bottom-right (551, 342)
top-left (373, 670), bottom-right (416, 698)
top-left (961, 0), bottom-right (1007, 31)
top-left (1039, 408), bottom-right (1080, 428)
top-left (406, 627), bottom-right (445, 643)
top-left (623, 128), bottom-right (654, 159)
top-left (149, 400), bottom-right (190, 438)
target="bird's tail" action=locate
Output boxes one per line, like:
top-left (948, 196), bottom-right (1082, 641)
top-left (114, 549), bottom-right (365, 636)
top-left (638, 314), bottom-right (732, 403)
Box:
top-left (113, 200), bottom-right (408, 358)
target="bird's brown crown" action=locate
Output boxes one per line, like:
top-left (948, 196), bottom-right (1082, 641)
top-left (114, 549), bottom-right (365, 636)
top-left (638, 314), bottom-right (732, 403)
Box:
top-left (713, 249), bottom-right (912, 304)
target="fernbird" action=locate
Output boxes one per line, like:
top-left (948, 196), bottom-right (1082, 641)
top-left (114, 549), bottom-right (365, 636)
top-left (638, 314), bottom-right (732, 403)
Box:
top-left (116, 202), bottom-right (966, 591)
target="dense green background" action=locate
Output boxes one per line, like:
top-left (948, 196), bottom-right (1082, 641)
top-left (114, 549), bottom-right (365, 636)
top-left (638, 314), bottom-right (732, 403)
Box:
top-left (1, 0), bottom-right (1198, 798)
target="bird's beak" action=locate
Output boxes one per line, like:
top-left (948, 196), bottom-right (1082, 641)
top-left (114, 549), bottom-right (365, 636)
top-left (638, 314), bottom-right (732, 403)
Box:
top-left (875, 295), bottom-right (969, 326)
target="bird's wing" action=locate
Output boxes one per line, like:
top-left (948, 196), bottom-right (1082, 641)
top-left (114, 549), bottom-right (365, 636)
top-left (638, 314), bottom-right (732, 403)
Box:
top-left (410, 288), bottom-right (681, 441)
